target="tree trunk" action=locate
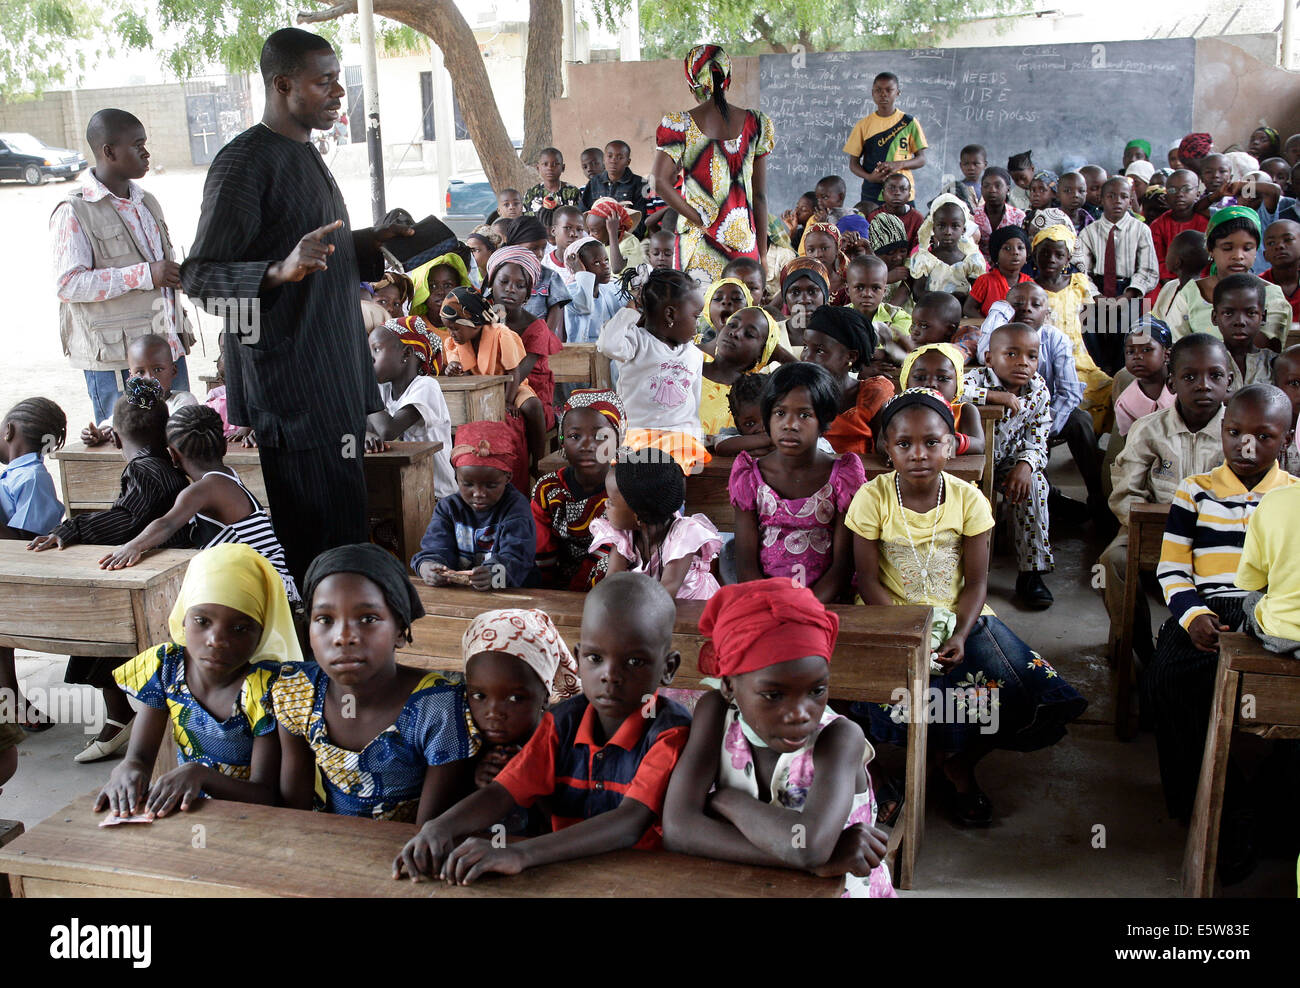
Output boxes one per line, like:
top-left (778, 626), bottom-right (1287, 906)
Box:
top-left (302, 0), bottom-right (536, 191)
top-left (521, 0), bottom-right (564, 165)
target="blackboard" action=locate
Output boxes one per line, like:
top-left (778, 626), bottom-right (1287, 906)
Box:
top-left (759, 39), bottom-right (1195, 214)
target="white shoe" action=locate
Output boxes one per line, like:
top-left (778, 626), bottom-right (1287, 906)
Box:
top-left (74, 717), bottom-right (134, 764)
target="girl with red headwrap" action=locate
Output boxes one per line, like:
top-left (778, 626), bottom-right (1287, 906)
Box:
top-left (662, 578), bottom-right (896, 897)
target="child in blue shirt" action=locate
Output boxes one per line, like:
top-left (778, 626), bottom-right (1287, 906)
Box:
top-left (563, 236), bottom-right (627, 344)
top-left (412, 420), bottom-right (536, 590)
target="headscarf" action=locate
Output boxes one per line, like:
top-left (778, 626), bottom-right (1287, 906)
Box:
top-left (485, 246), bottom-right (542, 293)
top-left (1224, 151), bottom-right (1260, 183)
top-left (439, 286), bottom-right (495, 329)
top-left (1179, 133), bottom-right (1213, 163)
top-left (559, 388), bottom-right (626, 436)
top-left (1023, 207), bottom-right (1075, 241)
top-left (836, 213), bottom-right (871, 239)
top-left (462, 608), bottom-right (580, 703)
top-left (988, 224), bottom-right (1030, 264)
top-left (797, 220), bottom-right (843, 258)
top-left (563, 235), bottom-right (601, 265)
top-left (685, 44), bottom-right (731, 102)
top-left (383, 316), bottom-right (443, 376)
top-left (588, 196), bottom-right (641, 236)
top-left (876, 386), bottom-right (955, 440)
top-left (1127, 314), bottom-right (1173, 349)
top-left (1031, 223), bottom-right (1078, 255)
top-left (1125, 139), bottom-right (1152, 158)
top-left (169, 544), bottom-right (302, 665)
top-left (733, 305), bottom-right (782, 371)
top-left (1255, 126), bottom-right (1281, 156)
top-left (868, 212), bottom-right (908, 255)
top-left (901, 342), bottom-right (966, 402)
top-left (123, 376), bottom-right (163, 409)
top-left (503, 216), bottom-right (549, 246)
top-left (369, 270), bottom-right (414, 307)
top-left (1205, 206), bottom-right (1261, 273)
top-left (302, 543), bottom-right (425, 640)
top-left (780, 256), bottom-right (830, 302)
top-left (807, 304), bottom-right (876, 365)
top-left (1124, 160), bottom-right (1156, 183)
top-left (698, 578), bottom-right (839, 678)
top-left (1032, 168), bottom-right (1059, 192)
top-left (409, 253), bottom-right (470, 316)
top-left (916, 193), bottom-right (979, 254)
top-left (450, 420), bottom-right (518, 475)
top-left (703, 277), bottom-right (754, 330)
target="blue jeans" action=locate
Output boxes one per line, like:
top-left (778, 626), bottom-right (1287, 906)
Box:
top-left (83, 356), bottom-right (191, 422)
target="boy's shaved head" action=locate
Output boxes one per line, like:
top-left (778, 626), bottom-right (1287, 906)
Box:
top-left (990, 322), bottom-right (1039, 348)
top-left (85, 108), bottom-right (143, 151)
top-left (583, 572), bottom-right (676, 651)
top-left (1169, 331), bottom-right (1230, 374)
top-left (1227, 383), bottom-right (1294, 428)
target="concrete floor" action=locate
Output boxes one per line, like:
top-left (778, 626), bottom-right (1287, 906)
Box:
top-left (2, 445), bottom-right (1295, 897)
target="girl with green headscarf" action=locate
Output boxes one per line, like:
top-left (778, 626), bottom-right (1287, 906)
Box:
top-left (1165, 206), bottom-right (1290, 349)
top-left (408, 252), bottom-right (472, 323)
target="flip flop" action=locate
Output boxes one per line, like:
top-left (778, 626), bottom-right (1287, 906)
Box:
top-left (20, 706), bottom-right (55, 733)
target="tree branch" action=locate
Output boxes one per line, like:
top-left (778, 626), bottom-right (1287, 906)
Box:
top-left (297, 2), bottom-right (357, 24)
top-left (752, 13), bottom-right (787, 52)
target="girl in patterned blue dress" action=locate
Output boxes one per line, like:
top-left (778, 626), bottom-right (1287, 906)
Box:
top-left (274, 544), bottom-right (479, 823)
top-left (95, 542), bottom-right (302, 819)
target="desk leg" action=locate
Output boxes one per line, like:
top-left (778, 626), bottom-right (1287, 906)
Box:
top-left (397, 462), bottom-right (435, 569)
top-left (1115, 529), bottom-right (1142, 741)
top-left (132, 588), bottom-right (180, 780)
top-left (891, 644), bottom-right (930, 891)
top-left (1181, 655), bottom-right (1237, 897)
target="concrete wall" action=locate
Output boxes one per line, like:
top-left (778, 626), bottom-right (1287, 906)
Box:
top-left (1194, 35), bottom-right (1300, 153)
top-left (0, 83), bottom-right (195, 170)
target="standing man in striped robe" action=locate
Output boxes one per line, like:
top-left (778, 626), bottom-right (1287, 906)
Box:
top-left (181, 28), bottom-right (412, 583)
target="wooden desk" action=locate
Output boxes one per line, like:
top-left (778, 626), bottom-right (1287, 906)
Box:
top-left (51, 441), bottom-right (443, 566)
top-left (976, 403), bottom-right (1001, 503)
top-left (1183, 633), bottom-right (1300, 896)
top-left (550, 343), bottom-right (612, 389)
top-left (1, 789), bottom-right (839, 898)
top-left (439, 375), bottom-right (508, 427)
top-left (407, 586), bottom-right (933, 889)
top-left (1112, 501), bottom-right (1170, 741)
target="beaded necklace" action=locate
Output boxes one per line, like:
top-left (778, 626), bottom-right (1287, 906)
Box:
top-left (894, 472), bottom-right (945, 598)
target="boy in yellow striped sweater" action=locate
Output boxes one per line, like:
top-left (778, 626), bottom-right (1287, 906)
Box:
top-left (1143, 384), bottom-right (1296, 830)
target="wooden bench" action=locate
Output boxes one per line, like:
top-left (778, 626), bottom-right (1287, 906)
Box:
top-left (1183, 632), bottom-right (1300, 896)
top-left (51, 441), bottom-right (444, 566)
top-left (1110, 501), bottom-right (1170, 740)
top-left (406, 586), bottom-right (933, 890)
top-left (550, 343), bottom-right (612, 389)
top-left (0, 788), bottom-right (839, 897)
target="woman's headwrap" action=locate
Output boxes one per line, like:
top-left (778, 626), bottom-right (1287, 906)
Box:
top-left (703, 277), bottom-right (754, 330)
top-left (303, 543), bottom-right (425, 640)
top-left (685, 44), bottom-right (731, 102)
top-left (468, 224), bottom-right (503, 250)
top-left (1032, 169), bottom-right (1059, 192)
top-left (1024, 207), bottom-right (1075, 241)
top-left (698, 577), bottom-right (839, 678)
top-left (170, 543), bottom-right (302, 664)
top-left (1179, 133), bottom-right (1214, 163)
top-left (1255, 126), bottom-right (1281, 155)
top-left (836, 213), bottom-right (871, 239)
top-left (1125, 139), bottom-right (1152, 158)
top-left (988, 224), bottom-right (1030, 264)
top-left (1205, 206), bottom-right (1262, 273)
top-left (807, 304), bottom-right (877, 365)
top-left (1224, 151), bottom-right (1260, 183)
top-left (409, 253), bottom-right (469, 316)
top-left (563, 235), bottom-right (601, 266)
top-left (450, 420), bottom-right (518, 475)
top-left (370, 270), bottom-right (414, 307)
top-left (503, 216), bottom-right (549, 246)
top-left (916, 193), bottom-right (979, 254)
top-left (588, 196), bottom-right (641, 236)
top-left (439, 286), bottom-right (495, 329)
top-left (1126, 314), bottom-right (1172, 349)
top-left (559, 388), bottom-right (626, 437)
top-left (463, 608), bottom-right (580, 703)
top-left (1031, 223), bottom-right (1078, 255)
top-left (123, 376), bottom-right (163, 409)
top-left (732, 305), bottom-right (783, 371)
top-left (901, 342), bottom-right (967, 402)
top-left (1124, 160), bottom-right (1156, 183)
top-left (485, 246), bottom-right (542, 293)
top-left (868, 211), bottom-right (909, 255)
top-left (780, 256), bottom-right (830, 303)
top-left (877, 386), bottom-right (955, 440)
top-left (383, 316), bottom-right (443, 376)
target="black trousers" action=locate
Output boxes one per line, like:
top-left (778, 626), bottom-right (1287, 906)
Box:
top-left (1050, 407), bottom-right (1103, 506)
top-left (259, 443), bottom-right (370, 588)
top-left (1142, 596), bottom-right (1248, 821)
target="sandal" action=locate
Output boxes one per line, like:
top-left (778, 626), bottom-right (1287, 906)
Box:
top-left (937, 775), bottom-right (994, 827)
top-left (874, 774), bottom-right (905, 828)
top-left (20, 705), bottom-right (55, 733)
top-left (73, 716), bottom-right (134, 764)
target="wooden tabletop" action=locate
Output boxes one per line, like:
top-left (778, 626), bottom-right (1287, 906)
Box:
top-left (52, 440), bottom-right (443, 468)
top-left (437, 375), bottom-right (510, 391)
top-left (0, 790), bottom-right (839, 898)
top-left (0, 542), bottom-right (193, 589)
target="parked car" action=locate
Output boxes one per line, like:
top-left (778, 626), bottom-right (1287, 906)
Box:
top-left (441, 174), bottom-right (496, 238)
top-left (0, 132), bottom-right (87, 185)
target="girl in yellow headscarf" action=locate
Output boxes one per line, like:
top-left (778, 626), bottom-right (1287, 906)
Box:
top-left (94, 543), bottom-right (301, 820)
top-left (900, 342), bottom-right (986, 456)
top-left (1031, 224), bottom-right (1113, 432)
top-left (700, 306), bottom-right (791, 436)
top-left (696, 277), bottom-right (753, 348)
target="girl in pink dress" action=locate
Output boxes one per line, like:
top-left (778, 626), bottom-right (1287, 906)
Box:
top-left (729, 362), bottom-right (865, 604)
top-left (589, 456), bottom-right (720, 600)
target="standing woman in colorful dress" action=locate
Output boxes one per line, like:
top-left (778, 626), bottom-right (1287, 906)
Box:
top-left (653, 45), bottom-right (776, 283)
